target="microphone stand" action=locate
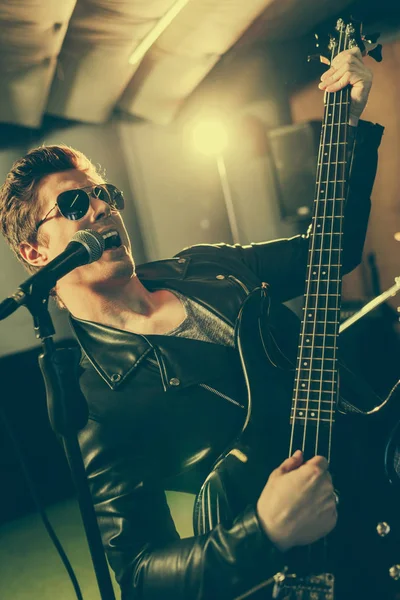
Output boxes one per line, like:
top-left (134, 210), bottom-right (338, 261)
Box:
top-left (339, 277), bottom-right (400, 334)
top-left (23, 289), bottom-right (116, 600)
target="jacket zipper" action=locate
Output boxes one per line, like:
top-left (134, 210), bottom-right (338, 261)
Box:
top-left (146, 278), bottom-right (248, 405)
top-left (199, 383), bottom-right (245, 409)
top-left (148, 357), bottom-right (244, 409)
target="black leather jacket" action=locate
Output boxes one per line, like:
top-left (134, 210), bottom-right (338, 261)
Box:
top-left (72, 121), bottom-right (383, 600)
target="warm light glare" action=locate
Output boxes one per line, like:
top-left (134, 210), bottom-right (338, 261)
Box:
top-left (191, 118), bottom-right (230, 157)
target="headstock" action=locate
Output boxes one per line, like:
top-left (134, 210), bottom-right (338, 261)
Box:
top-left (309, 17), bottom-right (383, 66)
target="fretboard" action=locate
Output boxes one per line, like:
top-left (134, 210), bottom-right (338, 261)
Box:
top-left (290, 27), bottom-right (354, 460)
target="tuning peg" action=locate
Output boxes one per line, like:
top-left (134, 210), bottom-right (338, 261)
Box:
top-left (307, 54), bottom-right (330, 66)
top-left (363, 32), bottom-right (380, 44)
top-left (368, 43), bottom-right (383, 62)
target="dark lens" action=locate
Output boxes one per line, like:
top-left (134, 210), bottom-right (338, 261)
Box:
top-left (103, 184), bottom-right (124, 210)
top-left (58, 189), bottom-right (90, 221)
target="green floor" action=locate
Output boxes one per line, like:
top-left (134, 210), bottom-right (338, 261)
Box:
top-left (0, 492), bottom-right (194, 600)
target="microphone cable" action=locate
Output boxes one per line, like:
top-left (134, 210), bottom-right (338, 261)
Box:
top-left (0, 393), bottom-right (85, 600)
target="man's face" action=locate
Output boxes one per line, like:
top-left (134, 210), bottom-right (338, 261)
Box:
top-left (25, 168), bottom-right (135, 292)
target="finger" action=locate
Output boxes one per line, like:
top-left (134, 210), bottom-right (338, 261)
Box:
top-left (306, 455), bottom-right (329, 471)
top-left (321, 55), bottom-right (364, 82)
top-left (319, 60), bottom-right (366, 88)
top-left (320, 71), bottom-right (365, 93)
top-left (276, 450), bottom-right (304, 474)
top-left (331, 46), bottom-right (363, 68)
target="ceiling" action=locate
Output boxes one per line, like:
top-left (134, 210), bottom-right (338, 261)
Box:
top-left (0, 0), bottom-right (396, 129)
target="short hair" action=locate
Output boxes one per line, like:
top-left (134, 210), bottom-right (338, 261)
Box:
top-left (0, 144), bottom-right (102, 274)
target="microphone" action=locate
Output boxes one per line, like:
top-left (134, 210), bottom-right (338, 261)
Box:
top-left (0, 229), bottom-right (105, 320)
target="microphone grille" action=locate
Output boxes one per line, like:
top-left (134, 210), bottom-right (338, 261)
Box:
top-left (71, 229), bottom-right (105, 263)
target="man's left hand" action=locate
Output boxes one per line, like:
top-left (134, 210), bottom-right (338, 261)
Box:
top-left (318, 47), bottom-right (373, 126)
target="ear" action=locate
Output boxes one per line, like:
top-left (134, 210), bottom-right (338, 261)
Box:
top-left (19, 241), bottom-right (49, 268)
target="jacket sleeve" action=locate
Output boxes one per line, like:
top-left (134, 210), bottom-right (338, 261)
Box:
top-left (179, 120), bottom-right (384, 303)
top-left (78, 418), bottom-right (285, 600)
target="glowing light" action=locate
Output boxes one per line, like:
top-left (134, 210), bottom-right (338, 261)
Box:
top-left (190, 118), bottom-right (230, 157)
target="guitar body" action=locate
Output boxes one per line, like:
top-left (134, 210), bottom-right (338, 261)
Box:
top-left (194, 290), bottom-right (400, 599)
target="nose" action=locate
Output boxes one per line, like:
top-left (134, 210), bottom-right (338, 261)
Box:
top-left (88, 193), bottom-right (111, 222)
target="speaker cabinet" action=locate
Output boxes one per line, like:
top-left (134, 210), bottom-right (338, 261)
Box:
top-left (267, 120), bottom-right (322, 221)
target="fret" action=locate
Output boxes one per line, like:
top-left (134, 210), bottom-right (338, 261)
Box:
top-left (313, 198), bottom-right (346, 203)
top-left (312, 219), bottom-right (344, 228)
top-left (302, 323), bottom-right (338, 336)
top-left (306, 284), bottom-right (341, 288)
top-left (297, 349), bottom-right (337, 360)
top-left (300, 332), bottom-right (336, 339)
top-left (305, 299), bottom-right (341, 303)
top-left (317, 160), bottom-right (347, 169)
top-left (318, 180), bottom-right (346, 184)
top-left (295, 378), bottom-right (337, 393)
top-left (316, 188), bottom-right (346, 198)
top-left (322, 123), bottom-right (349, 127)
top-left (298, 345), bottom-right (338, 350)
top-left (304, 307), bottom-right (340, 313)
top-left (313, 233), bottom-right (343, 236)
top-left (298, 358), bottom-right (337, 368)
top-left (313, 214), bottom-right (345, 224)
top-left (306, 278), bottom-right (341, 288)
top-left (321, 123), bottom-right (349, 133)
top-left (303, 318), bottom-right (339, 323)
top-left (296, 367), bottom-right (338, 373)
top-left (295, 378), bottom-right (337, 395)
top-left (292, 395), bottom-right (336, 402)
top-left (301, 329), bottom-right (339, 339)
top-left (290, 416), bottom-right (334, 423)
top-left (313, 215), bottom-right (344, 219)
top-left (292, 408), bottom-right (334, 415)
top-left (292, 403), bottom-right (335, 410)
top-left (295, 376), bottom-right (337, 380)
top-left (293, 405), bottom-right (335, 412)
top-left (307, 263), bottom-right (341, 267)
top-left (324, 99), bottom-right (351, 106)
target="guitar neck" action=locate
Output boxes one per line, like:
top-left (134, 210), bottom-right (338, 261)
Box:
top-left (290, 45), bottom-right (352, 459)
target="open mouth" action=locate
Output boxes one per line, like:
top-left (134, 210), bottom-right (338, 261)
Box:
top-left (103, 230), bottom-right (122, 250)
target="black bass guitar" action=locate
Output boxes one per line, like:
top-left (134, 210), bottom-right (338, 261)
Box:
top-left (194, 18), bottom-right (400, 600)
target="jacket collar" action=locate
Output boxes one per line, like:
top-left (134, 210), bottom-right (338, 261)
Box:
top-left (70, 314), bottom-right (239, 392)
top-left (70, 253), bottom-right (245, 390)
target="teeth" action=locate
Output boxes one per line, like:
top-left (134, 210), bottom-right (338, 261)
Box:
top-left (103, 230), bottom-right (119, 239)
top-left (103, 229), bottom-right (122, 250)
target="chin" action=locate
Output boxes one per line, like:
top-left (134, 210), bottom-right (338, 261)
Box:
top-left (104, 259), bottom-right (135, 283)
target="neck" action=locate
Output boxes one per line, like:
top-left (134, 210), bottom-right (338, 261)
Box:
top-left (58, 275), bottom-right (161, 331)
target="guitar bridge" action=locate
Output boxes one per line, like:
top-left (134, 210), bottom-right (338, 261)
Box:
top-left (273, 572), bottom-right (335, 600)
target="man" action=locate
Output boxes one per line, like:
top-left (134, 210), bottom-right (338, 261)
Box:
top-left (0, 48), bottom-right (384, 599)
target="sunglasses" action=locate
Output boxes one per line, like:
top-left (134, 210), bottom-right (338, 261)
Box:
top-left (35, 183), bottom-right (125, 231)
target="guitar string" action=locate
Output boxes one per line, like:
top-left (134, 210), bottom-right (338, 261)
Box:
top-left (288, 50), bottom-right (330, 457)
top-left (315, 25), bottom-right (346, 461)
top-left (289, 22), bottom-right (350, 460)
top-left (325, 29), bottom-right (350, 462)
top-left (309, 22), bottom-right (348, 572)
top-left (294, 31), bottom-right (339, 458)
top-left (302, 68), bottom-right (332, 459)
